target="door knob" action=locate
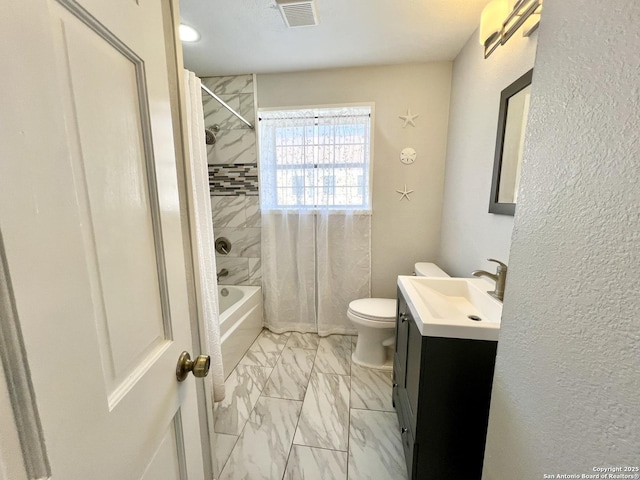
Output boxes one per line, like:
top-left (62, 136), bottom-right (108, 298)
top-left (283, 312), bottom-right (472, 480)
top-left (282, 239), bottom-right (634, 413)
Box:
top-left (176, 351), bottom-right (210, 382)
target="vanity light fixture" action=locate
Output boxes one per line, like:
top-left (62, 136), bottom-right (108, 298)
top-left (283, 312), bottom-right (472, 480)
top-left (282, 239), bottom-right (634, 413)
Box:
top-left (479, 0), bottom-right (508, 48)
top-left (480, 0), bottom-right (542, 59)
top-left (179, 24), bottom-right (200, 42)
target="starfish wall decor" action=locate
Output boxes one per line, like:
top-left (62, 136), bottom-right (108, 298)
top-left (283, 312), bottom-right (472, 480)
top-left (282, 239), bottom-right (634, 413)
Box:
top-left (399, 109), bottom-right (419, 128)
top-left (396, 184), bottom-right (414, 201)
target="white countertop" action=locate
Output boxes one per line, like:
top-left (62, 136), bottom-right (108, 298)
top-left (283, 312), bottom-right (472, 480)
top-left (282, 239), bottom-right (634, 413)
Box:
top-left (398, 275), bottom-right (502, 341)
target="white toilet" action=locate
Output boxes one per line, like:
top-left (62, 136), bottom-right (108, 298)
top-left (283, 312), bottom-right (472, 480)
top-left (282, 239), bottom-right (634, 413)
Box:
top-left (348, 262), bottom-right (449, 370)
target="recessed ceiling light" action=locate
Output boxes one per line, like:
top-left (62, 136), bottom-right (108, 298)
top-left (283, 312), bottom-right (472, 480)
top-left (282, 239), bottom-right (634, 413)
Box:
top-left (179, 24), bottom-right (200, 42)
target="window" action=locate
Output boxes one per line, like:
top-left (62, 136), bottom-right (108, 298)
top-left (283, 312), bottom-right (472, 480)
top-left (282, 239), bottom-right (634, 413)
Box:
top-left (322, 175), bottom-right (335, 197)
top-left (258, 106), bottom-right (372, 210)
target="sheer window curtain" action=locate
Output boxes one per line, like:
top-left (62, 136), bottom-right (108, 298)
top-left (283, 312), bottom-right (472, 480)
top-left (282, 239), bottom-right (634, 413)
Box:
top-left (260, 108), bottom-right (372, 336)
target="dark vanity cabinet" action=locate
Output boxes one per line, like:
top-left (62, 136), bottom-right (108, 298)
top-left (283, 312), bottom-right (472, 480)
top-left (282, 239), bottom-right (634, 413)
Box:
top-left (393, 288), bottom-right (498, 480)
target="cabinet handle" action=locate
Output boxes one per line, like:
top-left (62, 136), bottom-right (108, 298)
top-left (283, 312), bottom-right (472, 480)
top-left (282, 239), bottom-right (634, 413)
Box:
top-left (400, 313), bottom-right (408, 323)
top-left (401, 427), bottom-right (408, 434)
top-left (393, 383), bottom-right (398, 388)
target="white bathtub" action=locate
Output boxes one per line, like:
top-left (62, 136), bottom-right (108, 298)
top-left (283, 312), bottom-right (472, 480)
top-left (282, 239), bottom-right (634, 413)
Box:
top-left (218, 285), bottom-right (263, 379)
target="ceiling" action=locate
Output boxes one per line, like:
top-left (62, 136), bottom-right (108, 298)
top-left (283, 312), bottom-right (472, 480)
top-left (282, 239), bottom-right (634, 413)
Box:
top-left (180, 0), bottom-right (490, 77)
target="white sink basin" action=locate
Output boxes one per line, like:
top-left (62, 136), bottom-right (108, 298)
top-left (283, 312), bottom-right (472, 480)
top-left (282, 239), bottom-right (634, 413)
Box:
top-left (398, 276), bottom-right (503, 341)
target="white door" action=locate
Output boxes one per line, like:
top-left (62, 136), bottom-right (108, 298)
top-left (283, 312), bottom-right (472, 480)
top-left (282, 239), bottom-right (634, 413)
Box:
top-left (0, 0), bottom-right (208, 478)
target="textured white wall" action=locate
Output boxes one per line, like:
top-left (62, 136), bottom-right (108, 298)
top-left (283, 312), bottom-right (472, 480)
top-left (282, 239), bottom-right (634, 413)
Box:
top-left (257, 64), bottom-right (452, 298)
top-left (438, 27), bottom-right (537, 277)
top-left (483, 1), bottom-right (640, 477)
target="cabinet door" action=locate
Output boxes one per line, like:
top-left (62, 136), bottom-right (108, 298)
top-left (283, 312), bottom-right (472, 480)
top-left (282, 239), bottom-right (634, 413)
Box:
top-left (400, 412), bottom-right (416, 480)
top-left (394, 291), bottom-right (410, 389)
top-left (405, 318), bottom-right (422, 433)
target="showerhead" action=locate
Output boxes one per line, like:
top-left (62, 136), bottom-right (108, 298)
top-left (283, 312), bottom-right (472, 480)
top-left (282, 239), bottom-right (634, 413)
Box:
top-left (205, 129), bottom-right (216, 145)
top-left (205, 124), bottom-right (220, 145)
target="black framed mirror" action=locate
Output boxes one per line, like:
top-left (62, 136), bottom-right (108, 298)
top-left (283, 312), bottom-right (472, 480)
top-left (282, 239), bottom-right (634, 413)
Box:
top-left (489, 69), bottom-right (533, 215)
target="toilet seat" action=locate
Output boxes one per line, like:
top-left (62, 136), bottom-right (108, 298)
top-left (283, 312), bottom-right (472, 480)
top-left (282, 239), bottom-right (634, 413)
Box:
top-left (348, 298), bottom-right (396, 326)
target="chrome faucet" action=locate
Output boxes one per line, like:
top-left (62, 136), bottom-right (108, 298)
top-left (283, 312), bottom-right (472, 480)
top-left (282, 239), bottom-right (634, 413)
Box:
top-left (472, 259), bottom-right (508, 302)
top-left (217, 268), bottom-right (229, 282)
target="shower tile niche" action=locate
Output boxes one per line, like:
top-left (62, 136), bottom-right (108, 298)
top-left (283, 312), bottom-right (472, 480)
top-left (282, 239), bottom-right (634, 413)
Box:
top-left (202, 74), bottom-right (261, 286)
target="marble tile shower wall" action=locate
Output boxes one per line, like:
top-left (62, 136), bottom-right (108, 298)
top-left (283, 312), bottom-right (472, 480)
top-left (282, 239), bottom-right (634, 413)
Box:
top-left (202, 74), bottom-right (261, 286)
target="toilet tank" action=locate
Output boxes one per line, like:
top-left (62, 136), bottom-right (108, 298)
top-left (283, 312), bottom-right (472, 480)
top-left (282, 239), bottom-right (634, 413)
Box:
top-left (414, 262), bottom-right (449, 277)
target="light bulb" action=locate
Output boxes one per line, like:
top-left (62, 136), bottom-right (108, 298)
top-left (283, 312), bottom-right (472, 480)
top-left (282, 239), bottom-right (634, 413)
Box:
top-left (180, 24), bottom-right (200, 43)
top-left (479, 0), bottom-right (508, 46)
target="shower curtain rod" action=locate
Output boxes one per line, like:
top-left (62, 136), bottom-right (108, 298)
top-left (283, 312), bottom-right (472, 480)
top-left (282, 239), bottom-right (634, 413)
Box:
top-left (200, 83), bottom-right (255, 130)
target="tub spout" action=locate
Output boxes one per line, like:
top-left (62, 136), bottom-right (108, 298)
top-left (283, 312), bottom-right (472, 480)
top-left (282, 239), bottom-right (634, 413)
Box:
top-left (217, 268), bottom-right (229, 282)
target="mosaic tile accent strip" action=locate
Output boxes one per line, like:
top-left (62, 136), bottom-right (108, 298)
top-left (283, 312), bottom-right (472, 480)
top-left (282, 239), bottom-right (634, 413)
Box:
top-left (209, 163), bottom-right (259, 196)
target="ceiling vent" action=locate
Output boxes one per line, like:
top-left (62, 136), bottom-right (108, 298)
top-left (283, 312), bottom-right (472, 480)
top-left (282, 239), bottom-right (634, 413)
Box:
top-left (276, 0), bottom-right (319, 27)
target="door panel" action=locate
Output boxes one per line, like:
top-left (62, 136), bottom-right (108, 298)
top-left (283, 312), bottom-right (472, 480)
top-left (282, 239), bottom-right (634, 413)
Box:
top-left (60, 7), bottom-right (173, 401)
top-left (141, 411), bottom-right (188, 480)
top-left (0, 0), bottom-right (206, 478)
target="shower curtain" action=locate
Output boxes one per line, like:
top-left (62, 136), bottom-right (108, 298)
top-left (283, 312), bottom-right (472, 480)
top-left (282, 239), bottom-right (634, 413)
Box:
top-left (260, 108), bottom-right (371, 336)
top-left (183, 70), bottom-right (225, 402)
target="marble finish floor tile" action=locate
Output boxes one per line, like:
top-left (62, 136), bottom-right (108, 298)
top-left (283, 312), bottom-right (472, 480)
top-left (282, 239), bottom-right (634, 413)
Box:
top-left (239, 329), bottom-right (290, 368)
top-left (214, 364), bottom-right (272, 435)
top-left (286, 332), bottom-right (321, 350)
top-left (314, 335), bottom-right (352, 376)
top-left (220, 397), bottom-right (302, 480)
top-left (216, 328), bottom-right (407, 480)
top-left (283, 445), bottom-right (347, 480)
top-left (214, 433), bottom-right (238, 478)
top-left (293, 372), bottom-right (350, 451)
top-left (262, 347), bottom-right (316, 400)
top-left (350, 364), bottom-right (394, 412)
top-left (348, 409), bottom-right (407, 480)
